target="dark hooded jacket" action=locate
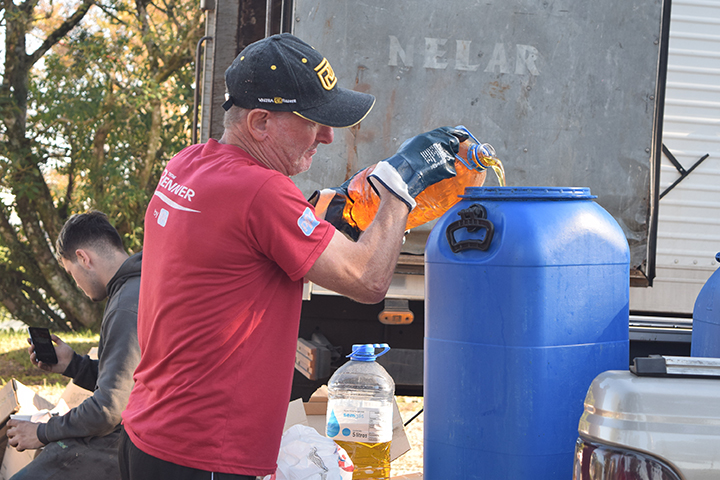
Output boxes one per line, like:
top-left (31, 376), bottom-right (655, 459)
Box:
top-left (37, 251), bottom-right (142, 444)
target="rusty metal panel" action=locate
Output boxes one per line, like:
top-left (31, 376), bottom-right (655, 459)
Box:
top-left (291, 0), bottom-right (666, 271)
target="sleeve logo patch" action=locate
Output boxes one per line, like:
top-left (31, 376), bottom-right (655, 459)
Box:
top-left (298, 207), bottom-right (320, 236)
top-left (156, 208), bottom-right (169, 227)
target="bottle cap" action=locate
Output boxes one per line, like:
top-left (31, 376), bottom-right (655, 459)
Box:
top-left (348, 343), bottom-right (390, 362)
top-left (454, 125), bottom-right (496, 172)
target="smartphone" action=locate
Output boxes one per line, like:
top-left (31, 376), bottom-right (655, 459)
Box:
top-left (28, 327), bottom-right (58, 364)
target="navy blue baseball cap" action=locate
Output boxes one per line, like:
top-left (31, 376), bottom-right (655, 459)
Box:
top-left (223, 33), bottom-right (375, 128)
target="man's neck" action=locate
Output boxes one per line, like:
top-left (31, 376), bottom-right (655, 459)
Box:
top-left (99, 251), bottom-right (130, 287)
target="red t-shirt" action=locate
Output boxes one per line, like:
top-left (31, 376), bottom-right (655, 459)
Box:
top-left (122, 140), bottom-right (334, 476)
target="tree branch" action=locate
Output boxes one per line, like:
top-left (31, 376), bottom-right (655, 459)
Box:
top-left (18, 0), bottom-right (40, 16)
top-left (14, 195), bottom-right (104, 328)
top-left (0, 204), bottom-right (46, 283)
top-left (155, 7), bottom-right (203, 83)
top-left (27, 0), bottom-right (95, 68)
top-left (0, 263), bottom-right (71, 330)
top-left (23, 283), bottom-right (79, 330)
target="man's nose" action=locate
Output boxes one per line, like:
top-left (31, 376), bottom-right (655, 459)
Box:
top-left (317, 125), bottom-right (334, 144)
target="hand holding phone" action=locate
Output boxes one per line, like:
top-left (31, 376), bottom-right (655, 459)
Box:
top-left (28, 327), bottom-right (59, 365)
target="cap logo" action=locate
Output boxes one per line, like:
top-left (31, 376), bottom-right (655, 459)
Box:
top-left (314, 58), bottom-right (337, 91)
top-left (258, 97), bottom-right (297, 104)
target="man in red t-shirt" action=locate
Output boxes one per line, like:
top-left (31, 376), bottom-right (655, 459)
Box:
top-left (120, 33), bottom-right (466, 480)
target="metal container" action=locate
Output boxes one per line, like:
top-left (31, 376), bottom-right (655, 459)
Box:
top-left (424, 187), bottom-right (630, 479)
top-left (575, 357), bottom-right (720, 480)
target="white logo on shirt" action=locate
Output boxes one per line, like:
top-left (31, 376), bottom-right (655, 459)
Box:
top-left (153, 191), bottom-right (201, 213)
top-left (159, 169), bottom-right (196, 201)
top-left (298, 207), bottom-right (320, 236)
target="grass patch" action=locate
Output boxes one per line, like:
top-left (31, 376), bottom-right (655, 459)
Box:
top-left (0, 329), bottom-right (99, 390)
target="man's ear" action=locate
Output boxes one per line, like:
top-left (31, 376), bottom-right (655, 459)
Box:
top-left (74, 249), bottom-right (93, 270)
top-left (246, 109), bottom-right (272, 142)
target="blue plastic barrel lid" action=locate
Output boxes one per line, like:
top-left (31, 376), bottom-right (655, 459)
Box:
top-left (348, 343), bottom-right (390, 362)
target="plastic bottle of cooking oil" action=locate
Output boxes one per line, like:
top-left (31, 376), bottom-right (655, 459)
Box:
top-left (342, 126), bottom-right (505, 233)
top-left (326, 344), bottom-right (395, 480)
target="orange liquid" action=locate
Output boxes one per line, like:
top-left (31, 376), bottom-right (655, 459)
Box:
top-left (336, 440), bottom-right (391, 480)
top-left (343, 139), bottom-right (503, 232)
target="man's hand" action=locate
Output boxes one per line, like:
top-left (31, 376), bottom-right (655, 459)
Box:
top-left (28, 334), bottom-right (74, 373)
top-left (6, 420), bottom-right (44, 452)
top-left (368, 126), bottom-right (469, 210)
top-left (308, 176), bottom-right (362, 242)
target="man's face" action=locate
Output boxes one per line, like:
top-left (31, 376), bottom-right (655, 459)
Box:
top-left (266, 112), bottom-right (334, 176)
top-left (61, 257), bottom-right (106, 302)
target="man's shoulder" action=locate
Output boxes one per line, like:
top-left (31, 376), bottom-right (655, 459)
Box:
top-left (173, 142), bottom-right (280, 189)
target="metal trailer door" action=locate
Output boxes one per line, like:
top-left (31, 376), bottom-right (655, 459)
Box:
top-left (291, 0), bottom-right (668, 283)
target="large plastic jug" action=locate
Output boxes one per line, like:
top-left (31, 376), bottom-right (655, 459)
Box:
top-left (424, 187), bottom-right (630, 480)
top-left (326, 344), bottom-right (395, 480)
top-left (691, 252), bottom-right (720, 357)
top-left (340, 127), bottom-right (505, 233)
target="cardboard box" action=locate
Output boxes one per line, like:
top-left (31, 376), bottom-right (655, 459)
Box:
top-left (0, 348), bottom-right (98, 478)
top-left (303, 384), bottom-right (329, 416)
top-left (283, 386), bottom-right (411, 462)
top-left (0, 424), bottom-right (7, 468)
top-left (58, 380), bottom-right (94, 411)
top-left (0, 380), bottom-right (54, 425)
top-left (0, 444), bottom-right (36, 480)
top-left (0, 379), bottom-right (54, 480)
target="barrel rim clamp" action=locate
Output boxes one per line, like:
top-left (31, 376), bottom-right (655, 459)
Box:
top-left (446, 203), bottom-right (495, 253)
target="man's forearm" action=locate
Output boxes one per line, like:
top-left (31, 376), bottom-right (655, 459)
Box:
top-left (62, 352), bottom-right (99, 391)
top-left (305, 184), bottom-right (410, 304)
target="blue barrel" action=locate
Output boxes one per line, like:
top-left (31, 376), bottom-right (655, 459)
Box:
top-left (691, 253), bottom-right (720, 357)
top-left (424, 187), bottom-right (630, 480)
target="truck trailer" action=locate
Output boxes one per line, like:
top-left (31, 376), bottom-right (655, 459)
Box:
top-left (194, 0), bottom-right (720, 398)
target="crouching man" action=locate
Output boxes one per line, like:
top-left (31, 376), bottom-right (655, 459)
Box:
top-left (6, 211), bottom-right (141, 480)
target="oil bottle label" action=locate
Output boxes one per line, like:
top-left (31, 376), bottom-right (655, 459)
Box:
top-left (326, 399), bottom-right (393, 444)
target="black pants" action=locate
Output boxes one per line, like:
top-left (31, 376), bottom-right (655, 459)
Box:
top-left (118, 428), bottom-right (257, 480)
top-left (11, 428), bottom-right (123, 480)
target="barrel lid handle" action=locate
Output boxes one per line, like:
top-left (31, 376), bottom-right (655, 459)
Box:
top-left (446, 204), bottom-right (494, 253)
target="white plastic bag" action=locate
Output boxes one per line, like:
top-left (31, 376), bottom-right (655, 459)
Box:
top-left (263, 424), bottom-right (354, 480)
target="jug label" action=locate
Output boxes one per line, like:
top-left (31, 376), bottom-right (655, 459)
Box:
top-left (326, 399), bottom-right (392, 443)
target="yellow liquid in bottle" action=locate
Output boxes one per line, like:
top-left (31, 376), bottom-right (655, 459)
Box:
top-left (343, 138), bottom-right (505, 232)
top-left (335, 440), bottom-right (391, 480)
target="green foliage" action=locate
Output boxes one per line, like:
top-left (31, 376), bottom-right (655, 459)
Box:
top-left (30, 0), bottom-right (201, 251)
top-left (0, 0), bottom-right (203, 328)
